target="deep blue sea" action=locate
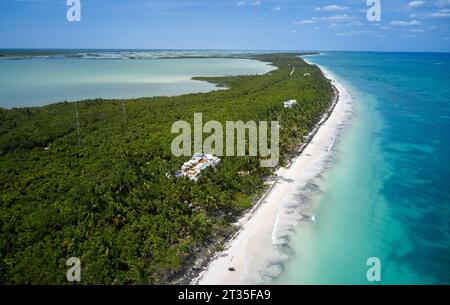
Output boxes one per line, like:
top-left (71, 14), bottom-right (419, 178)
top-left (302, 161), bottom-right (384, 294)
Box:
top-left (277, 52), bottom-right (450, 284)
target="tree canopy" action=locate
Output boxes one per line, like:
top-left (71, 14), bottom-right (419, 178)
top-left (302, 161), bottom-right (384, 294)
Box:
top-left (0, 54), bottom-right (334, 284)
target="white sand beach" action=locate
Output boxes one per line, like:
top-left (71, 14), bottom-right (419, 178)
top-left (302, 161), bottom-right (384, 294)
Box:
top-left (193, 65), bottom-right (354, 285)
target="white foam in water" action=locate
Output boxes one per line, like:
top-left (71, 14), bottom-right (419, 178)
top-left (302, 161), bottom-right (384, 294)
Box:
top-left (260, 70), bottom-right (355, 283)
top-left (195, 64), bottom-right (355, 285)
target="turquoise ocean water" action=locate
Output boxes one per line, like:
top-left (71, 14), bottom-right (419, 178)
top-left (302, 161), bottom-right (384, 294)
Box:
top-left (1, 51), bottom-right (448, 284)
top-left (276, 52), bottom-right (450, 284)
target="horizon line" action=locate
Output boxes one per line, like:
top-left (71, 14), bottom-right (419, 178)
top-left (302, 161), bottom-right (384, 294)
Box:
top-left (0, 48), bottom-right (449, 54)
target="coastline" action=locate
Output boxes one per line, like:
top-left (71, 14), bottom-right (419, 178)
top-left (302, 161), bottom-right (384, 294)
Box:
top-left (191, 61), bottom-right (353, 285)
top-left (1, 53), bottom-right (344, 284)
top-left (0, 56), bottom-right (275, 109)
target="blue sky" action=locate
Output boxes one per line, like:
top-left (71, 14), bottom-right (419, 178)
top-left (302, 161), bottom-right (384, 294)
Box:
top-left (0, 0), bottom-right (449, 51)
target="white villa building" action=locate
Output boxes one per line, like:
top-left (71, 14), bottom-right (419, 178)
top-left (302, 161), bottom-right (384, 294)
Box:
top-left (176, 153), bottom-right (221, 181)
top-left (284, 99), bottom-right (297, 109)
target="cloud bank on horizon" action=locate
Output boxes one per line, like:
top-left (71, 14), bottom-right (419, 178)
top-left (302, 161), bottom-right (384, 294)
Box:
top-left (0, 0), bottom-right (449, 51)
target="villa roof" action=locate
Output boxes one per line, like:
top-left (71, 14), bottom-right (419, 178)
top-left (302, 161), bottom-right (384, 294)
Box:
top-left (177, 153), bottom-right (221, 181)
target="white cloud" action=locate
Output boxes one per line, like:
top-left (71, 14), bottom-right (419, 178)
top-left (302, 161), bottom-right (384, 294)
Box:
top-left (409, 28), bottom-right (425, 32)
top-left (390, 20), bottom-right (421, 26)
top-left (237, 0), bottom-right (261, 6)
top-left (408, 1), bottom-right (426, 8)
top-left (273, 6), bottom-right (281, 11)
top-left (297, 14), bottom-right (354, 26)
top-left (425, 8), bottom-right (450, 18)
top-left (347, 21), bottom-right (364, 26)
top-left (293, 19), bottom-right (316, 25)
top-left (336, 30), bottom-right (376, 36)
top-left (315, 5), bottom-right (349, 12)
top-left (320, 14), bottom-right (353, 21)
top-left (435, 0), bottom-right (450, 7)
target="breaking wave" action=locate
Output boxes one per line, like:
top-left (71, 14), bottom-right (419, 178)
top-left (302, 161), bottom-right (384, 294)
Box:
top-left (246, 71), bottom-right (356, 284)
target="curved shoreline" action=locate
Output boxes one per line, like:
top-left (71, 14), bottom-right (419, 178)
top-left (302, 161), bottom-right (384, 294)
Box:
top-left (192, 63), bottom-right (353, 285)
top-left (0, 57), bottom-right (275, 109)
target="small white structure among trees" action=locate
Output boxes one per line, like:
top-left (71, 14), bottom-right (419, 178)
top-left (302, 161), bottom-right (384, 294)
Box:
top-left (176, 153), bottom-right (221, 181)
top-left (283, 99), bottom-right (297, 109)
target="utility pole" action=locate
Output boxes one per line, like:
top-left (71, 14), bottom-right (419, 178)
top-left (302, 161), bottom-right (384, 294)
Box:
top-left (75, 103), bottom-right (80, 146)
top-left (122, 101), bottom-right (127, 126)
